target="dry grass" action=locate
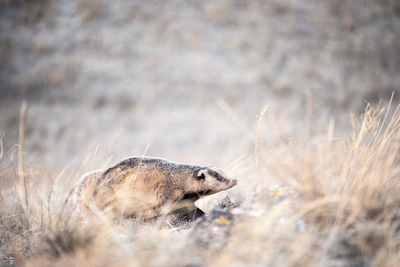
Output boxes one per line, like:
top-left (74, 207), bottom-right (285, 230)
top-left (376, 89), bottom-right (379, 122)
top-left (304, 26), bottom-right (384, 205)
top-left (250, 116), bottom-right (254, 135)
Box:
top-left (1, 101), bottom-right (400, 266)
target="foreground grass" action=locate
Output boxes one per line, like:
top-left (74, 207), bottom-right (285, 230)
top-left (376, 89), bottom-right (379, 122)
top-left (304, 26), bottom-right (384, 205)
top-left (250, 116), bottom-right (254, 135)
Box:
top-left (1, 103), bottom-right (400, 266)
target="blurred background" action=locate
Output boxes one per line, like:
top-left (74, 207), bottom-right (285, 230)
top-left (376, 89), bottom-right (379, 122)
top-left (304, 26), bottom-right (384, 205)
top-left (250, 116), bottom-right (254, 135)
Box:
top-left (0, 0), bottom-right (399, 174)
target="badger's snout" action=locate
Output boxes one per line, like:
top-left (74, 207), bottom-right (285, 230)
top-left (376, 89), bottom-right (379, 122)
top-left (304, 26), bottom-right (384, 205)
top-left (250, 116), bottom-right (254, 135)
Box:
top-left (227, 178), bottom-right (237, 188)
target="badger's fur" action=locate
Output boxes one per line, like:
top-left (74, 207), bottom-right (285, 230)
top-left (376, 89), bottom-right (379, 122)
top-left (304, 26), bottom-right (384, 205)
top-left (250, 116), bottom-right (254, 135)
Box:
top-left (75, 157), bottom-right (237, 220)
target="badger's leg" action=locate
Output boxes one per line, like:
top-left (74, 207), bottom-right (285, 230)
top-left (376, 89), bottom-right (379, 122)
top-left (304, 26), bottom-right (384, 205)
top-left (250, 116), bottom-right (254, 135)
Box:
top-left (184, 207), bottom-right (205, 221)
top-left (170, 206), bottom-right (205, 223)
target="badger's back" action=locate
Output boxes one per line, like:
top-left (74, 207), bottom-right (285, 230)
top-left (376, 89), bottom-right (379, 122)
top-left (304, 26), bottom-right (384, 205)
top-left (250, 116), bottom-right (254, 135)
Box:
top-left (76, 157), bottom-right (196, 218)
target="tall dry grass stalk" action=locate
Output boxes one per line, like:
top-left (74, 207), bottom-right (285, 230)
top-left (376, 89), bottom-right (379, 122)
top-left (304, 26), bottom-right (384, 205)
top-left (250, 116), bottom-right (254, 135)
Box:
top-left (213, 101), bottom-right (400, 266)
top-left (16, 102), bottom-right (29, 228)
top-left (1, 102), bottom-right (400, 266)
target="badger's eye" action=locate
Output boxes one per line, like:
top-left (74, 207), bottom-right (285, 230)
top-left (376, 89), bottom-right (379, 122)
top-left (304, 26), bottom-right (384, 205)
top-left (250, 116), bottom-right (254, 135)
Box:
top-left (197, 173), bottom-right (206, 180)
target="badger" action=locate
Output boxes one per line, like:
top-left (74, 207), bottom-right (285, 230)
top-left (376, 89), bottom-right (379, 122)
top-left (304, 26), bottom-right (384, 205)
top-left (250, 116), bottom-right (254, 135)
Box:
top-left (74, 157), bottom-right (237, 221)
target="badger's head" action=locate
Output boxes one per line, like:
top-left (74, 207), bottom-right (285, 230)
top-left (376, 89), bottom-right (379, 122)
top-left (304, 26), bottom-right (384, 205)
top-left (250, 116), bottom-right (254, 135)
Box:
top-left (182, 167), bottom-right (237, 202)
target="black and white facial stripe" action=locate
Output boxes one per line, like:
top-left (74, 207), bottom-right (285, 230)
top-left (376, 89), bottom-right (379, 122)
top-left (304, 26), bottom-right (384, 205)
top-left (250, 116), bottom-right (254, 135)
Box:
top-left (207, 169), bottom-right (230, 183)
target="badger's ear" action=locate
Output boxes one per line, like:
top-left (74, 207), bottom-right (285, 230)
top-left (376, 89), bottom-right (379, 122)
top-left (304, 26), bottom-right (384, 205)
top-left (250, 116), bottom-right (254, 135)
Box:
top-left (196, 169), bottom-right (207, 181)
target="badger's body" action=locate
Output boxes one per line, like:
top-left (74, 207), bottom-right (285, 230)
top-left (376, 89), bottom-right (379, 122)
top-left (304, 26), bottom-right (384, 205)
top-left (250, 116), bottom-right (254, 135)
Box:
top-left (75, 157), bottom-right (237, 220)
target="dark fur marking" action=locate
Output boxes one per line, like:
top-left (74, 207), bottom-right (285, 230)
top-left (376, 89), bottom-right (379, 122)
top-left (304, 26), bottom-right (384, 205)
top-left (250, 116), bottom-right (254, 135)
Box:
top-left (182, 190), bottom-right (212, 201)
top-left (207, 169), bottom-right (228, 182)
